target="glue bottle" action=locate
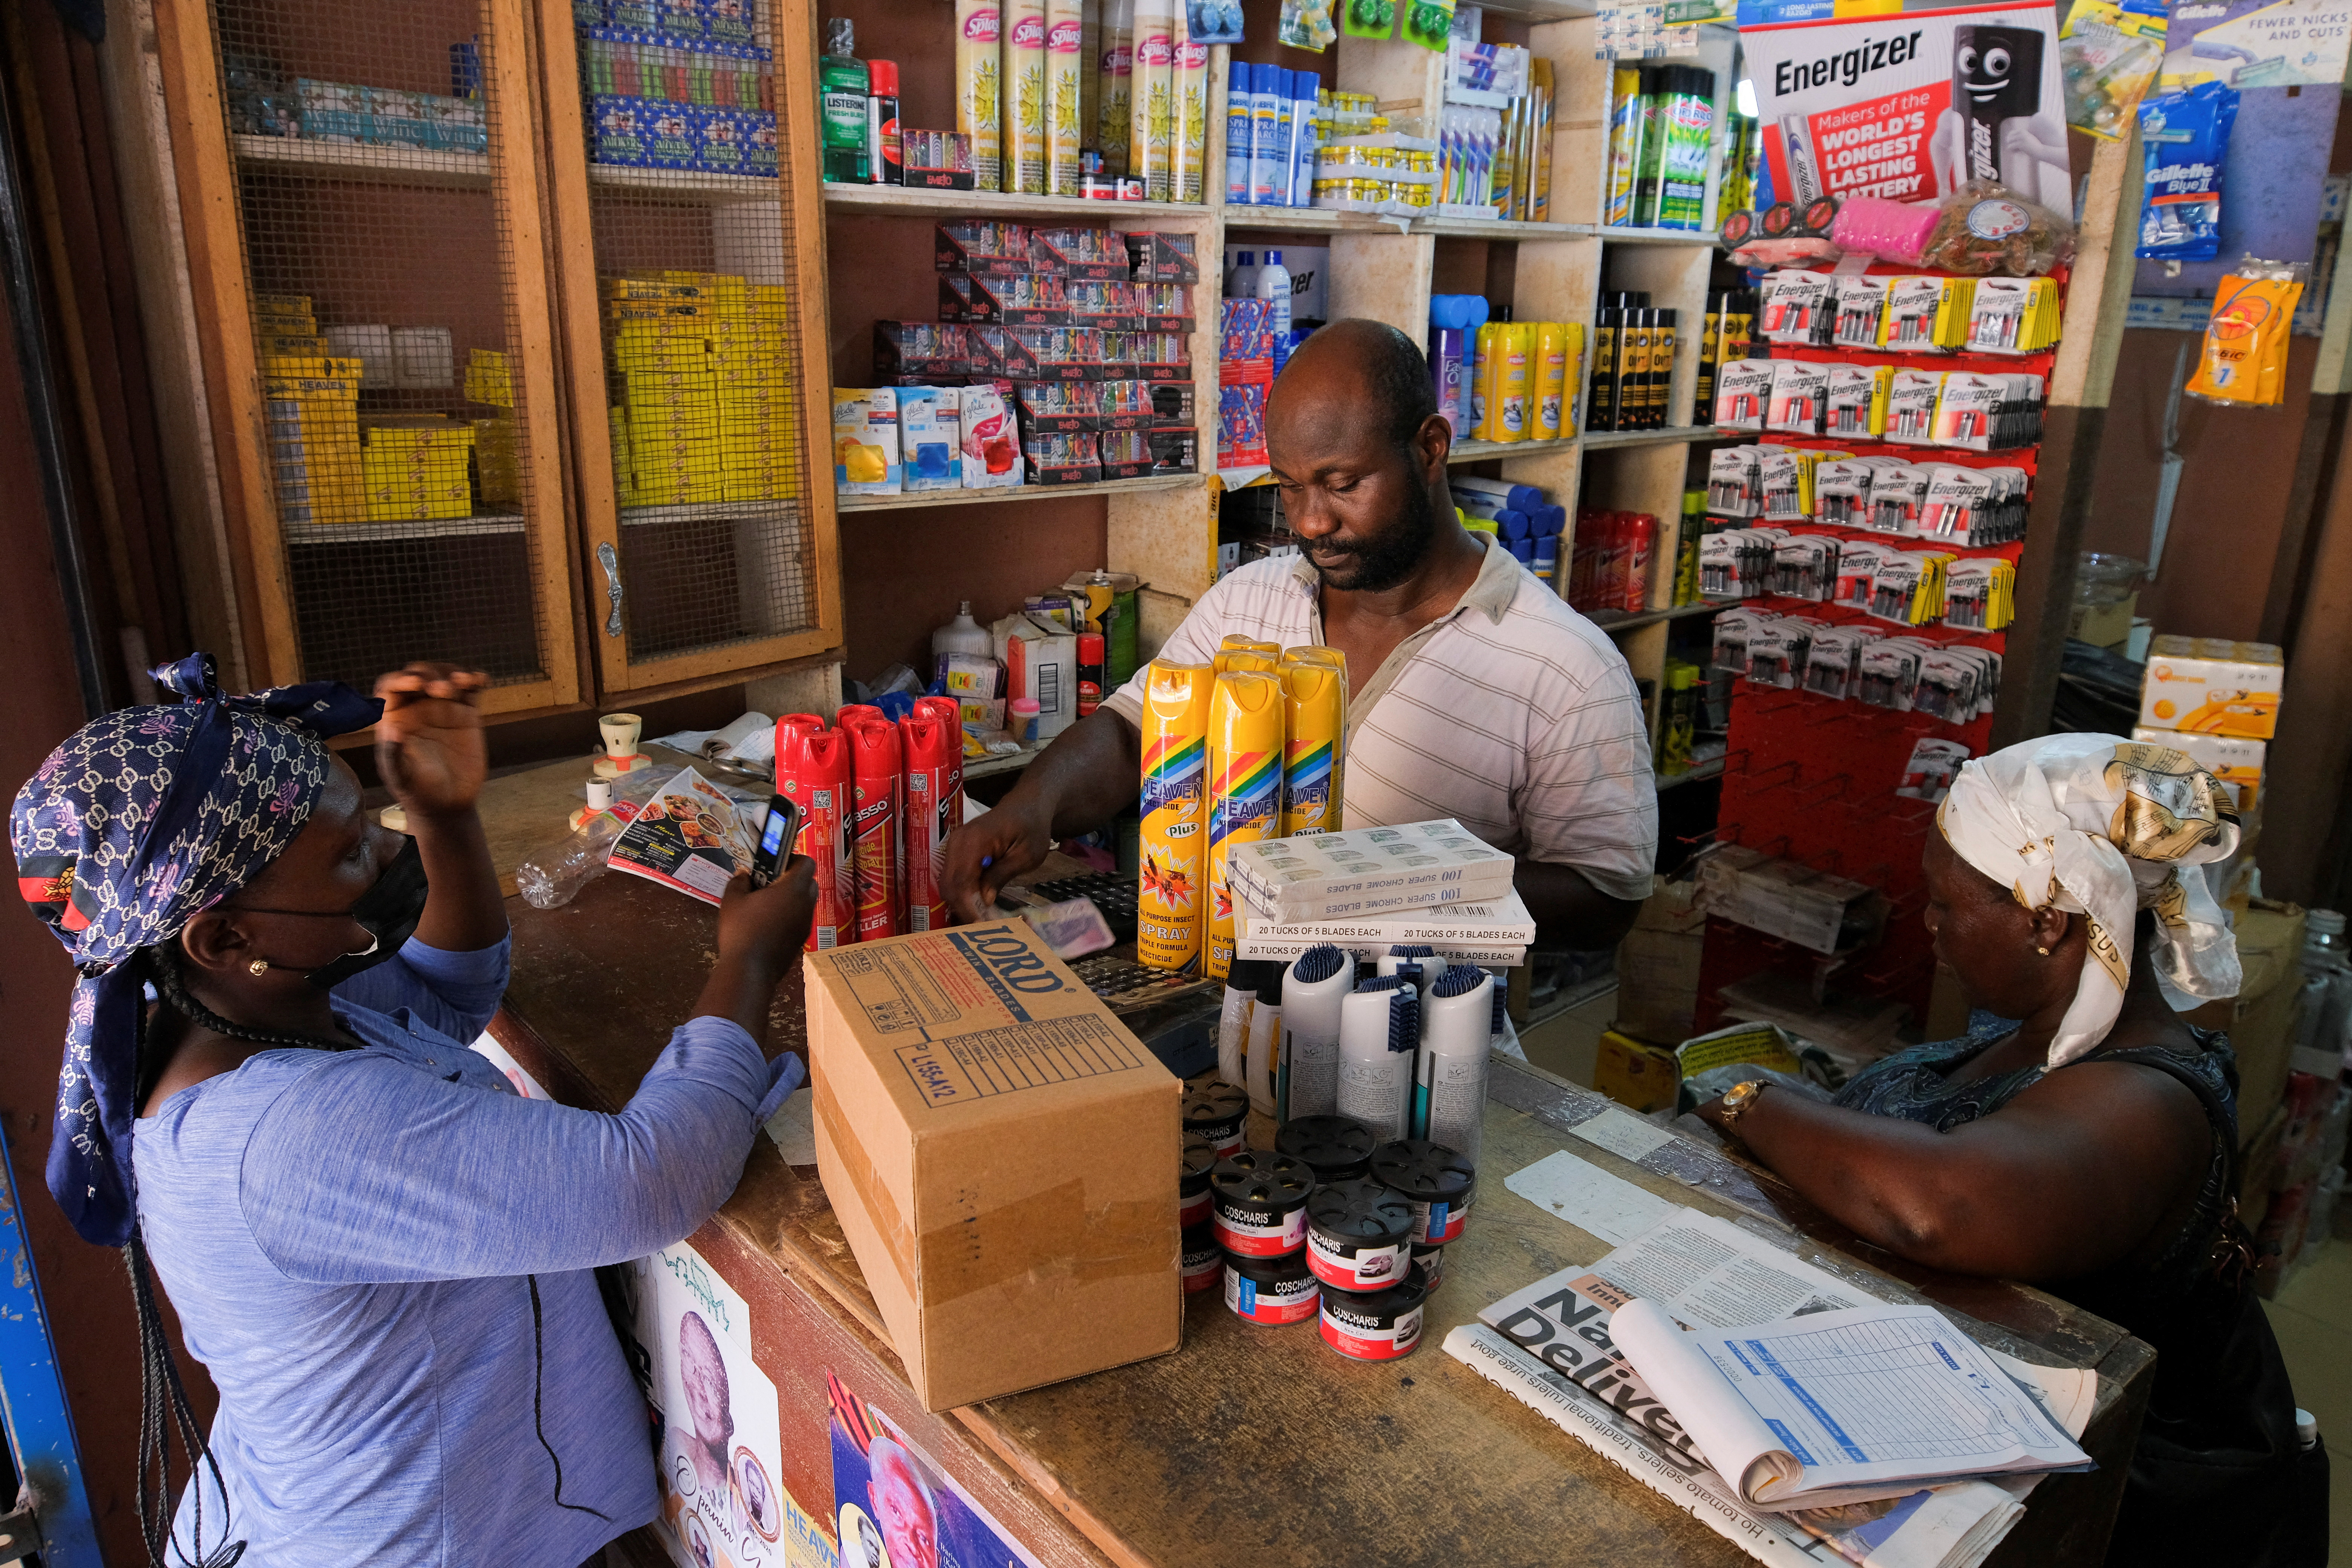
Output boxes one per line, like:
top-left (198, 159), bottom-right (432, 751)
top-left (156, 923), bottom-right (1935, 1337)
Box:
top-left (1281, 944), bottom-right (1352, 1121)
top-left (1336, 977), bottom-right (1418, 1140)
top-left (931, 600), bottom-right (991, 684)
top-left (1416, 965), bottom-right (1493, 1161)
top-left (1225, 249), bottom-right (1258, 301)
top-left (1218, 958), bottom-right (1268, 1091)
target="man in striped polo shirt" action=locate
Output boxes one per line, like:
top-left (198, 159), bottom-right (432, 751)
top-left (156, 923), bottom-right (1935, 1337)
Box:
top-left (943, 319), bottom-right (1657, 949)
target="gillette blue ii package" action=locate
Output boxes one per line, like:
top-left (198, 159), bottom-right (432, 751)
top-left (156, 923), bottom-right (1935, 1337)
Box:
top-left (2136, 82), bottom-right (2239, 261)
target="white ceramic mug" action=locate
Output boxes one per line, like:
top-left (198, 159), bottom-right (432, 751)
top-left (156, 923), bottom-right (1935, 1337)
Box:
top-left (599, 712), bottom-right (643, 758)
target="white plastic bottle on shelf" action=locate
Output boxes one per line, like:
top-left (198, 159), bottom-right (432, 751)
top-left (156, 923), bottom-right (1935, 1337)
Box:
top-left (516, 810), bottom-right (625, 910)
top-left (1256, 250), bottom-right (1292, 369)
top-left (2300, 909), bottom-right (2352, 1064)
top-left (1225, 248), bottom-right (1258, 301)
top-left (931, 600), bottom-right (992, 683)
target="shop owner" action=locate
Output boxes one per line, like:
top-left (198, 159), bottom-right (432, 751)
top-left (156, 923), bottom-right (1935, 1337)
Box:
top-left (945, 319), bottom-right (1657, 950)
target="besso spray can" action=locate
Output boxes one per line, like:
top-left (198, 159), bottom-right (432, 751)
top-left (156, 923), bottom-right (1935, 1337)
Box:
top-left (775, 718), bottom-right (853, 951)
top-left (899, 709), bottom-right (959, 931)
top-left (1137, 660), bottom-right (1214, 974)
top-left (844, 719), bottom-right (902, 942)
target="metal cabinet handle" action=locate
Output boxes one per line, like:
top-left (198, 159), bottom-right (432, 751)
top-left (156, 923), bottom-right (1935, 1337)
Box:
top-left (596, 541), bottom-right (623, 638)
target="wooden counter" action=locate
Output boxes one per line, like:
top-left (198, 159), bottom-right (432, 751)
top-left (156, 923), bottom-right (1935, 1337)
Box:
top-left (489, 872), bottom-right (2150, 1568)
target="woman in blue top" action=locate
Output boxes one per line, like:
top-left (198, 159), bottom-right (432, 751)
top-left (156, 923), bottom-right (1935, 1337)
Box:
top-left (12, 654), bottom-right (815, 1567)
top-left (1695, 735), bottom-right (2319, 1567)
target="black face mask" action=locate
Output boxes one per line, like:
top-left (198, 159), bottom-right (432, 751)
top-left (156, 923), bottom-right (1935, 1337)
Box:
top-left (242, 837), bottom-right (432, 989)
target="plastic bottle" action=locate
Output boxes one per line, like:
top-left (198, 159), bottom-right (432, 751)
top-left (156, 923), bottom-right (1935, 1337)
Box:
top-left (819, 19), bottom-right (869, 183)
top-left (1224, 57), bottom-right (1253, 204)
top-left (516, 811), bottom-right (625, 910)
top-left (2299, 910), bottom-right (2352, 1061)
top-left (865, 58), bottom-right (900, 184)
top-left (1225, 248), bottom-right (1257, 301)
top-left (1257, 250), bottom-right (1292, 371)
top-left (1289, 70), bottom-right (1321, 207)
top-left (931, 600), bottom-right (992, 684)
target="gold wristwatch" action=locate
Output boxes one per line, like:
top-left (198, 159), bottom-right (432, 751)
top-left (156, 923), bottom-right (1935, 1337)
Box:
top-left (1719, 1080), bottom-right (1769, 1125)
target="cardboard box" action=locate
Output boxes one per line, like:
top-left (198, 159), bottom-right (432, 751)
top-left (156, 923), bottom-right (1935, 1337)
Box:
top-left (992, 613), bottom-right (1078, 737)
top-left (2068, 590), bottom-right (2138, 649)
top-left (1225, 819), bottom-right (1517, 923)
top-left (1614, 878), bottom-right (1706, 1043)
top-left (2138, 634), bottom-right (2284, 739)
top-left (1595, 1029), bottom-right (1679, 1113)
top-left (2129, 726), bottom-right (2266, 812)
top-left (1697, 844), bottom-right (1887, 957)
top-left (807, 922), bottom-right (1182, 1410)
top-left (2182, 898), bottom-right (2306, 1142)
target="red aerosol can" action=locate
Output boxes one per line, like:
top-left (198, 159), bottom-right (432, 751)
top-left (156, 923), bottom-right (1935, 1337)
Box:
top-left (774, 717), bottom-right (853, 951)
top-left (900, 709), bottom-right (959, 931)
top-left (913, 692), bottom-right (965, 841)
top-left (844, 718), bottom-right (903, 942)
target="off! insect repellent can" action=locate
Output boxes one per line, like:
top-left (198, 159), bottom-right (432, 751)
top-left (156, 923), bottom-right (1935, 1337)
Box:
top-left (1137, 661), bottom-right (1214, 973)
top-left (1279, 660), bottom-right (1343, 837)
top-left (1205, 670), bottom-right (1284, 983)
top-left (775, 718), bottom-right (852, 951)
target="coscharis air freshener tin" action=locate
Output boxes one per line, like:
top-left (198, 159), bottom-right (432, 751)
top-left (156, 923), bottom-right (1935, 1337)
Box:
top-left (1318, 1263), bottom-right (1430, 1361)
top-left (1410, 1241), bottom-right (1446, 1293)
top-left (1180, 1136), bottom-right (1217, 1229)
top-left (1305, 1179), bottom-right (1414, 1292)
top-left (1181, 1221), bottom-right (1222, 1294)
top-left (1224, 1248), bottom-right (1318, 1325)
top-left (1276, 1113), bottom-right (1377, 1184)
top-left (1208, 1150), bottom-right (1314, 1257)
top-left (1182, 1080), bottom-right (1249, 1157)
top-left (1369, 1139), bottom-right (1475, 1245)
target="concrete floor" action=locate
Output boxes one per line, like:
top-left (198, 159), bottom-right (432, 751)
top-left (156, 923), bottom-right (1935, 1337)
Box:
top-left (2268, 1238), bottom-right (2352, 1562)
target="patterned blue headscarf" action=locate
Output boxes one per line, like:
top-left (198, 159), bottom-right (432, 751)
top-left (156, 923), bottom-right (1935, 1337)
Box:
top-left (11, 654), bottom-right (381, 1247)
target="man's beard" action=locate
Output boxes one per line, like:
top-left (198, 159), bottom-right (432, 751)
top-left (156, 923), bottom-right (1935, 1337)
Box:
top-left (1305, 482), bottom-right (1438, 592)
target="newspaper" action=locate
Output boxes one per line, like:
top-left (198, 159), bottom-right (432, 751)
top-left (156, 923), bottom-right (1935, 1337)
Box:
top-left (605, 767), bottom-right (755, 906)
top-left (1450, 1211), bottom-right (2095, 1568)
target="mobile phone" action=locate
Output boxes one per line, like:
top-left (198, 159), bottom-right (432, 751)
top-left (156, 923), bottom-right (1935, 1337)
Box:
top-left (749, 794), bottom-right (801, 889)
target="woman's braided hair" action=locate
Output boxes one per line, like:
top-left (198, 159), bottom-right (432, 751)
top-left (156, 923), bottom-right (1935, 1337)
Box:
top-left (144, 942), bottom-right (348, 1052)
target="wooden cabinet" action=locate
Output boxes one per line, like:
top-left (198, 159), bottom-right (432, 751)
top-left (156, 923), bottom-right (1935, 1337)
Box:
top-left (150, 0), bottom-right (840, 716)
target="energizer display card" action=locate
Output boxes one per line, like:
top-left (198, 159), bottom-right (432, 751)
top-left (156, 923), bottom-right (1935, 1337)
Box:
top-left (1740, 0), bottom-right (2071, 211)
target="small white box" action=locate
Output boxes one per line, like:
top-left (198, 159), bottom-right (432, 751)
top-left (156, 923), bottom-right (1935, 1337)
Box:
top-left (831, 387), bottom-right (902, 495)
top-left (991, 613), bottom-right (1077, 738)
top-left (390, 326), bottom-right (453, 390)
top-left (325, 325), bottom-right (394, 389)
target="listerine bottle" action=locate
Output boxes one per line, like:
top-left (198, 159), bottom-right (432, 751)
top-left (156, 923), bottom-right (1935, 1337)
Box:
top-left (819, 18), bottom-right (868, 183)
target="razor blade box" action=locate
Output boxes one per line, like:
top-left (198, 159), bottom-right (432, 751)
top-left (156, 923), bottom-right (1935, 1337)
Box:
top-left (807, 922), bottom-right (1182, 1412)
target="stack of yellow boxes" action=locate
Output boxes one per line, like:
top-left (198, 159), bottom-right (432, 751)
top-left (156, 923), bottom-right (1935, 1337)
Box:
top-left (605, 273), bottom-right (795, 508)
top-left (465, 348), bottom-right (521, 510)
top-left (361, 414), bottom-right (475, 522)
top-left (254, 292), bottom-right (331, 361)
top-left (264, 349), bottom-right (366, 528)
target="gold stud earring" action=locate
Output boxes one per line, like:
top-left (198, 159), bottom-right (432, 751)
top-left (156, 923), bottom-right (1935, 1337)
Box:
top-left (2036, 945), bottom-right (2049, 956)
top-left (248, 959), bottom-right (270, 976)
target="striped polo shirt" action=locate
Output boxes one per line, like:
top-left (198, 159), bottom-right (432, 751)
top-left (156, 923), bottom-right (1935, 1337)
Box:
top-left (1105, 536), bottom-right (1658, 902)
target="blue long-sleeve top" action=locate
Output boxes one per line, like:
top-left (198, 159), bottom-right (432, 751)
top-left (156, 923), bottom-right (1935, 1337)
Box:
top-left (131, 935), bottom-right (801, 1567)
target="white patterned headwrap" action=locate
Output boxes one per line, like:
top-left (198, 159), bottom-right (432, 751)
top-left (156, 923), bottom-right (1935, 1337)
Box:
top-left (1937, 734), bottom-right (2242, 1068)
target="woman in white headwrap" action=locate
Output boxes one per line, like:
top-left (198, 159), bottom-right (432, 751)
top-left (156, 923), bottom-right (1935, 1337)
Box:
top-left (1697, 735), bottom-right (2319, 1567)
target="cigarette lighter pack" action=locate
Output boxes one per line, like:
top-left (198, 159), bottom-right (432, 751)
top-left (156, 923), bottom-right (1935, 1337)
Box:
top-left (1012, 379), bottom-right (1102, 433)
top-left (1021, 430), bottom-right (1102, 485)
top-left (832, 387), bottom-right (902, 494)
top-left (1124, 229), bottom-right (1200, 282)
top-left (901, 129), bottom-right (978, 191)
top-left (936, 220), bottom-right (1033, 277)
top-left (1227, 819), bottom-right (1517, 923)
top-left (805, 922), bottom-right (1179, 1412)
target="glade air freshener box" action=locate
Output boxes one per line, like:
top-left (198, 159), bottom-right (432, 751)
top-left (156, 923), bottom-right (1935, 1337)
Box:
top-left (831, 387), bottom-right (902, 494)
top-left (897, 386), bottom-right (963, 491)
top-left (807, 922), bottom-right (1181, 1412)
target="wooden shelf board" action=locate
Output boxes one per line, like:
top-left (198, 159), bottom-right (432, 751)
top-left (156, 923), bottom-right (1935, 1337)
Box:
top-left (283, 513), bottom-right (526, 544)
top-left (1418, 216), bottom-right (1596, 241)
top-left (589, 162), bottom-right (785, 204)
top-left (234, 133), bottom-right (492, 190)
top-left (965, 746), bottom-right (1044, 781)
top-left (838, 473), bottom-right (1202, 513)
top-left (1450, 435), bottom-right (1576, 465)
top-left (619, 498), bottom-right (805, 527)
top-left (1581, 424), bottom-right (1736, 450)
top-left (823, 181), bottom-right (1208, 223)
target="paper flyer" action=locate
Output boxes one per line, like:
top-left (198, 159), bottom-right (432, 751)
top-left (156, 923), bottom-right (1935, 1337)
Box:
top-left (827, 1372), bottom-right (1045, 1568)
top-left (1739, 0), bottom-right (2072, 211)
top-left (616, 1241), bottom-right (802, 1568)
top-left (608, 766), bottom-right (755, 906)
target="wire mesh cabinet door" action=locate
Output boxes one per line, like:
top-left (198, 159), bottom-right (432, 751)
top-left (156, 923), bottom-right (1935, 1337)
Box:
top-left (155, 0), bottom-right (583, 714)
top-left (539, 0), bottom-right (842, 694)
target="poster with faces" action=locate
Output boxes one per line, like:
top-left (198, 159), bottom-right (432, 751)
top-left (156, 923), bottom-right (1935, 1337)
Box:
top-left (623, 1242), bottom-right (804, 1568)
top-left (828, 1377), bottom-right (1044, 1568)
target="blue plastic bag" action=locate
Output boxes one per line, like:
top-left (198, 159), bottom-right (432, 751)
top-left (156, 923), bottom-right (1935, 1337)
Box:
top-left (2135, 81), bottom-right (2240, 261)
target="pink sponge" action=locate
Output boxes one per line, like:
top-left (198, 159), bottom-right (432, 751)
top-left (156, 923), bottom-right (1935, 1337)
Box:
top-left (1830, 196), bottom-right (1940, 264)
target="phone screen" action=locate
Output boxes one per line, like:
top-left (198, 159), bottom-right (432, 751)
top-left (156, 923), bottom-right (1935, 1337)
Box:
top-left (761, 804), bottom-right (790, 858)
